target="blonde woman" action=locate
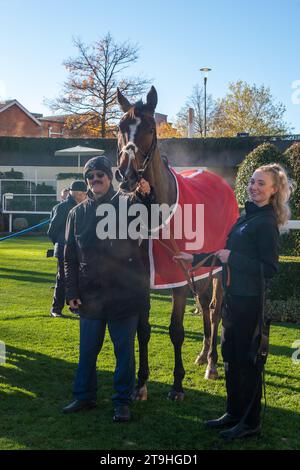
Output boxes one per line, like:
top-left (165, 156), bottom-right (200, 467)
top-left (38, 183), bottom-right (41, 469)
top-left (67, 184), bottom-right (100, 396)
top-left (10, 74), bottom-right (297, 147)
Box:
top-left (175, 163), bottom-right (293, 441)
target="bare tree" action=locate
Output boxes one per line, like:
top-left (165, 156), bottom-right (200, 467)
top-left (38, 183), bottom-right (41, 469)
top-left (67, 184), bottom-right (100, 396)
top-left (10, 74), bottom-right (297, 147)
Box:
top-left (175, 84), bottom-right (216, 137)
top-left (45, 33), bottom-right (151, 137)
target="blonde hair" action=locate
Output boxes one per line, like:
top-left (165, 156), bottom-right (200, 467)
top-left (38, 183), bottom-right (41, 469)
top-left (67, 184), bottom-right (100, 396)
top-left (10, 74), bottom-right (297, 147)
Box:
top-left (256, 163), bottom-right (295, 228)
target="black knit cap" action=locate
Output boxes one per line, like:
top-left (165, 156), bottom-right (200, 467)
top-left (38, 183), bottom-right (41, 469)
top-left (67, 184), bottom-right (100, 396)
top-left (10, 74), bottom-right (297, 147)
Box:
top-left (69, 180), bottom-right (87, 192)
top-left (83, 156), bottom-right (113, 181)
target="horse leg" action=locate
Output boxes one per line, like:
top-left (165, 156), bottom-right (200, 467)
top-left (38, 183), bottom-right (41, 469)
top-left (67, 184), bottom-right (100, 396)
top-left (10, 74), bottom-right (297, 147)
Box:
top-left (194, 293), bottom-right (211, 366)
top-left (168, 285), bottom-right (188, 401)
top-left (205, 276), bottom-right (222, 380)
top-left (132, 310), bottom-right (151, 401)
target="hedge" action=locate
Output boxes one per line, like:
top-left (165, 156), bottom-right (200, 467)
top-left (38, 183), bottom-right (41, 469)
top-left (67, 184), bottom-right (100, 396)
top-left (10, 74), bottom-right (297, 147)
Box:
top-left (265, 298), bottom-right (300, 323)
top-left (268, 257), bottom-right (300, 301)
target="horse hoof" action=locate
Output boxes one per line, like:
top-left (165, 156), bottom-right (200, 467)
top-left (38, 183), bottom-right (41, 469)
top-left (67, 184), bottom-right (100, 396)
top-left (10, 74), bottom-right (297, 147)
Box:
top-left (132, 385), bottom-right (148, 401)
top-left (191, 307), bottom-right (201, 316)
top-left (167, 390), bottom-right (185, 401)
top-left (204, 367), bottom-right (219, 380)
top-left (194, 354), bottom-right (208, 366)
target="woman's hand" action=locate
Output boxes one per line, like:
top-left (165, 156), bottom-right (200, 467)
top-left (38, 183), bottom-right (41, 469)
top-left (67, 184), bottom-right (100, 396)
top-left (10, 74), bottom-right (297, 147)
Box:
top-left (136, 178), bottom-right (151, 195)
top-left (215, 249), bottom-right (231, 263)
top-left (173, 252), bottom-right (194, 266)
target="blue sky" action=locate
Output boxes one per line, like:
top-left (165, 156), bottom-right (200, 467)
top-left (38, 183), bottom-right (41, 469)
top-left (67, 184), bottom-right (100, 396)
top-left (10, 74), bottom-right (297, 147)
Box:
top-left (0, 0), bottom-right (299, 131)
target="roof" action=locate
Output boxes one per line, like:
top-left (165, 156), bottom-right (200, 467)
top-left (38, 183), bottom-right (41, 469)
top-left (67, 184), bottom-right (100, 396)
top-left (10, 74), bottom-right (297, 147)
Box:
top-left (0, 99), bottom-right (42, 126)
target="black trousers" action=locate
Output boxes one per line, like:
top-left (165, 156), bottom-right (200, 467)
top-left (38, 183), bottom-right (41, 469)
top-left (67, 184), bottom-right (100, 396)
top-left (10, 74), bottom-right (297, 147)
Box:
top-left (52, 256), bottom-right (65, 313)
top-left (221, 294), bottom-right (262, 427)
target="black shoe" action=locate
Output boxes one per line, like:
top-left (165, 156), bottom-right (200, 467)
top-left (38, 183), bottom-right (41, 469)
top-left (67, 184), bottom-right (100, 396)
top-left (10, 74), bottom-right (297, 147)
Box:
top-left (62, 399), bottom-right (97, 414)
top-left (50, 310), bottom-right (63, 318)
top-left (69, 307), bottom-right (80, 315)
top-left (113, 405), bottom-right (131, 422)
top-left (219, 422), bottom-right (261, 441)
top-left (205, 413), bottom-right (239, 429)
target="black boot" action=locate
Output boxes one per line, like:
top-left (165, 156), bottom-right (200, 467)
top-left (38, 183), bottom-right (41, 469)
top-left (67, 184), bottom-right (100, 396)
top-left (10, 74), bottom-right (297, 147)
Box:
top-left (113, 405), bottom-right (131, 422)
top-left (205, 413), bottom-right (239, 429)
top-left (62, 399), bottom-right (97, 414)
top-left (50, 310), bottom-right (63, 318)
top-left (219, 422), bottom-right (261, 441)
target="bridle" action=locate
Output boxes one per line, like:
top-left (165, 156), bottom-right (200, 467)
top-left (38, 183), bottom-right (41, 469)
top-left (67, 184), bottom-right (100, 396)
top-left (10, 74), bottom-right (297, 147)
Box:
top-left (116, 128), bottom-right (157, 184)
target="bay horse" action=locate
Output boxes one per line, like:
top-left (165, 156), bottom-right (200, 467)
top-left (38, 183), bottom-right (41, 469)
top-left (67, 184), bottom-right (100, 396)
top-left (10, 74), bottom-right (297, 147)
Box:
top-left (116, 86), bottom-right (236, 401)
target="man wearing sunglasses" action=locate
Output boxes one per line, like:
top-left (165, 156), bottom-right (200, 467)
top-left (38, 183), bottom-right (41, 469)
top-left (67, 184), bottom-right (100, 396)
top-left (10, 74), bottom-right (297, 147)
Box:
top-left (63, 155), bottom-right (153, 422)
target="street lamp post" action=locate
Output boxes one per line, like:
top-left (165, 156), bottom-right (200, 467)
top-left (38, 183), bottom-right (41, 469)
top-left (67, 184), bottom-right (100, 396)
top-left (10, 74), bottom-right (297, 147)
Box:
top-left (199, 67), bottom-right (212, 137)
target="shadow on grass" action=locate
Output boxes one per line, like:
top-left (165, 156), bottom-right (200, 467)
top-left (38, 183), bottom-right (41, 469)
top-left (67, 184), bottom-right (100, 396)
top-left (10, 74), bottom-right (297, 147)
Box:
top-left (269, 343), bottom-right (298, 359)
top-left (0, 271), bottom-right (54, 284)
top-left (0, 266), bottom-right (54, 277)
top-left (0, 345), bottom-right (299, 450)
top-left (151, 324), bottom-right (203, 342)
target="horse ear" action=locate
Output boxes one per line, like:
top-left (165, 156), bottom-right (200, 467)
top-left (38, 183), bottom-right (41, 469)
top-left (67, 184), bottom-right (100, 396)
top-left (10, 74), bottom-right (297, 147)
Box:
top-left (117, 88), bottom-right (132, 113)
top-left (146, 86), bottom-right (158, 113)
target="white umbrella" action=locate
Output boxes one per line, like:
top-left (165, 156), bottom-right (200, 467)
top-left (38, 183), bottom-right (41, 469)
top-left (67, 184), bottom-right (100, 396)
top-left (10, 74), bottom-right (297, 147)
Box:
top-left (55, 145), bottom-right (105, 171)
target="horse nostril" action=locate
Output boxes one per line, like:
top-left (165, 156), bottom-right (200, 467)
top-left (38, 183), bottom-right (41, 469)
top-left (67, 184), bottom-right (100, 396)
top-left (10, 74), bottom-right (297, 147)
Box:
top-left (115, 169), bottom-right (125, 182)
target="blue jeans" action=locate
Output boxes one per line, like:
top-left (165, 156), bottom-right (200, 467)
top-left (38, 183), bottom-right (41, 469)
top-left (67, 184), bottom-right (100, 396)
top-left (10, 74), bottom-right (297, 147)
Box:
top-left (73, 315), bottom-right (138, 406)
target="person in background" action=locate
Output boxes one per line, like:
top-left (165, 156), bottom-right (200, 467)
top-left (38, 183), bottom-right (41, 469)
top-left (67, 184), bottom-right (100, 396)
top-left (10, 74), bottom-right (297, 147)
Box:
top-left (174, 163), bottom-right (293, 440)
top-left (60, 188), bottom-right (70, 202)
top-left (48, 181), bottom-right (87, 317)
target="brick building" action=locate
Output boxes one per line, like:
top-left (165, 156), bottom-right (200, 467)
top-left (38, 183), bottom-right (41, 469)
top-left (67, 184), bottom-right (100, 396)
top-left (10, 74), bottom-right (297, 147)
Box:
top-left (0, 100), bottom-right (67, 138)
top-left (0, 99), bottom-right (169, 138)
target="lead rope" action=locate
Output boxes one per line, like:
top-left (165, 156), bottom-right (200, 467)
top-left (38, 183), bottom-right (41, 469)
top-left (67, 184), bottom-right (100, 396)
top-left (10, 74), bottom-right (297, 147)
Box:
top-left (156, 234), bottom-right (220, 310)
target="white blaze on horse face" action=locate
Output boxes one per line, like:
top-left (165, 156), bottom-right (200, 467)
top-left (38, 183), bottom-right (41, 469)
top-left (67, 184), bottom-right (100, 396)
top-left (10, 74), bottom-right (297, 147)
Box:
top-left (129, 117), bottom-right (141, 143)
top-left (121, 117), bottom-right (141, 176)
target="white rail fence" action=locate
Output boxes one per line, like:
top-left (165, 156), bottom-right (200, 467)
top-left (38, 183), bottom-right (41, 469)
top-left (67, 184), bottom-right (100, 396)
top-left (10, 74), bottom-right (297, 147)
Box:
top-left (2, 193), bottom-right (57, 232)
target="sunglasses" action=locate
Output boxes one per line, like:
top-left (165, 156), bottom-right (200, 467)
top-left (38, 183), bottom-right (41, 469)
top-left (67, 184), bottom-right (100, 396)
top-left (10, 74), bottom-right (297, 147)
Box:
top-left (86, 172), bottom-right (106, 180)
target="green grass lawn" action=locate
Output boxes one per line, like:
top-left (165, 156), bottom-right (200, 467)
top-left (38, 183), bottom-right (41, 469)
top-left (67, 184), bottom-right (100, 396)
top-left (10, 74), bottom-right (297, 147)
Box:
top-left (0, 236), bottom-right (299, 450)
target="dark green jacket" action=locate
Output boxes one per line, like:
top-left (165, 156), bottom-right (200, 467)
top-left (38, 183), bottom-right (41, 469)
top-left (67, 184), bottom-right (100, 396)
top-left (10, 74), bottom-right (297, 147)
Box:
top-left (64, 185), bottom-right (154, 320)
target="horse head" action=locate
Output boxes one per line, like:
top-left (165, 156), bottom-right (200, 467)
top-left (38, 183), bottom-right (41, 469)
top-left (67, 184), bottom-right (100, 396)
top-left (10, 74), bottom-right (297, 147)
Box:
top-left (116, 86), bottom-right (158, 192)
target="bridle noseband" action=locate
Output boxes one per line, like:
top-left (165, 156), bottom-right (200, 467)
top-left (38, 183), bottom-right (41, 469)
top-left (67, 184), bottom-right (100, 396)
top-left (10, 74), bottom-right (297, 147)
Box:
top-left (116, 129), bottom-right (157, 184)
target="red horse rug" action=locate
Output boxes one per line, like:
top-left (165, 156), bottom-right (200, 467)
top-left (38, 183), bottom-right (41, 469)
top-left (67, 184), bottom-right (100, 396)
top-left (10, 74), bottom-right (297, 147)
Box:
top-left (149, 168), bottom-right (239, 289)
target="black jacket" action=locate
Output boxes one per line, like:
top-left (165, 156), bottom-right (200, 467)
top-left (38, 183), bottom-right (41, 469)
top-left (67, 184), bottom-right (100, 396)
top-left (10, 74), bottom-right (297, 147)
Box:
top-left (226, 201), bottom-right (279, 296)
top-left (47, 195), bottom-right (77, 257)
top-left (192, 201), bottom-right (279, 296)
top-left (64, 185), bottom-right (153, 320)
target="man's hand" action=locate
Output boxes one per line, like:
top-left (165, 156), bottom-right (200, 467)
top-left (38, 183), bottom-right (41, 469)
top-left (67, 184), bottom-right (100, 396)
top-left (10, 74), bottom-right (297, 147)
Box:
top-left (173, 252), bottom-right (194, 266)
top-left (69, 299), bottom-right (82, 309)
top-left (136, 178), bottom-right (151, 195)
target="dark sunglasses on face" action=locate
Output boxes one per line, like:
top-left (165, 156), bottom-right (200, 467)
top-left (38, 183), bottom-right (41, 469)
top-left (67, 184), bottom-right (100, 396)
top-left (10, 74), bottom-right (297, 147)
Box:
top-left (86, 172), bottom-right (106, 180)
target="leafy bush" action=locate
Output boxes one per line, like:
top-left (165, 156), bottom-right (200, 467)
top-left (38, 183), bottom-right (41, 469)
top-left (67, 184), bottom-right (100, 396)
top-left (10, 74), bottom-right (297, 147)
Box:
top-left (0, 168), bottom-right (24, 180)
top-left (279, 230), bottom-right (300, 257)
top-left (283, 142), bottom-right (300, 218)
top-left (35, 183), bottom-right (56, 194)
top-left (9, 199), bottom-right (33, 211)
top-left (265, 298), bottom-right (300, 323)
top-left (268, 257), bottom-right (300, 300)
top-left (56, 173), bottom-right (84, 180)
top-left (279, 143), bottom-right (300, 256)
